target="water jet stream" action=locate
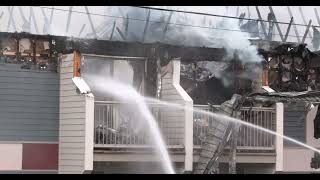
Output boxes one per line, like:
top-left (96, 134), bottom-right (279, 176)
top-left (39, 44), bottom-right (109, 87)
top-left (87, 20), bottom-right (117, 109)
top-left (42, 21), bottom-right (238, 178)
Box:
top-left (89, 75), bottom-right (320, 174)
top-left (87, 76), bottom-right (175, 174)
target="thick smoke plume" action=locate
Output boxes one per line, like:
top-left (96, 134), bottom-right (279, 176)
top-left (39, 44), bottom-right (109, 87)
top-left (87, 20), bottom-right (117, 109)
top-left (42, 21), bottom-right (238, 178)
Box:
top-left (98, 7), bottom-right (264, 87)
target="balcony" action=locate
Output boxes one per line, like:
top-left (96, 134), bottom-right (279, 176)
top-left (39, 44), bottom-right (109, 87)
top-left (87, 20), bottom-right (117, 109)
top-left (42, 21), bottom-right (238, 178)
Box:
top-left (94, 101), bottom-right (276, 153)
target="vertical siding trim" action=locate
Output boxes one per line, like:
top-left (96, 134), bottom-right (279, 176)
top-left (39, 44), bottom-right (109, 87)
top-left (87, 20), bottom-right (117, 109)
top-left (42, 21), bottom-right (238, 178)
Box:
top-left (275, 103), bottom-right (284, 172)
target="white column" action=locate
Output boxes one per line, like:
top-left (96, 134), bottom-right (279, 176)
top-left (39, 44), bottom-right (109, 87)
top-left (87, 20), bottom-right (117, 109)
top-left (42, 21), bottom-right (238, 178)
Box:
top-left (84, 93), bottom-right (94, 173)
top-left (275, 103), bottom-right (284, 172)
top-left (172, 59), bottom-right (193, 172)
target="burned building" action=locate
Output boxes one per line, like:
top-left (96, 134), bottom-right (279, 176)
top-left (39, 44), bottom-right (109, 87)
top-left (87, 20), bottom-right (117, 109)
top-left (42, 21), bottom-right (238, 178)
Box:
top-left (0, 29), bottom-right (320, 174)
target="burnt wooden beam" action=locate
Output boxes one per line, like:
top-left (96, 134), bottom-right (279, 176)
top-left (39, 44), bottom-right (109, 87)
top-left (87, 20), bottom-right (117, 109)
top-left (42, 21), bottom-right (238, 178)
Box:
top-left (256, 6), bottom-right (268, 39)
top-left (283, 17), bottom-right (293, 42)
top-left (30, 7), bottom-right (39, 34)
top-left (7, 6), bottom-right (16, 32)
top-left (302, 19), bottom-right (312, 43)
top-left (299, 6), bottom-right (313, 39)
top-left (109, 21), bottom-right (116, 41)
top-left (315, 8), bottom-right (320, 26)
top-left (84, 6), bottom-right (97, 39)
top-left (78, 24), bottom-right (86, 37)
top-left (65, 6), bottom-right (73, 33)
top-left (49, 6), bottom-right (54, 25)
top-left (269, 6), bottom-right (284, 42)
top-left (142, 10), bottom-right (151, 43)
top-left (116, 27), bottom-right (126, 41)
top-left (162, 11), bottom-right (173, 41)
top-left (287, 6), bottom-right (301, 43)
top-left (125, 14), bottom-right (129, 38)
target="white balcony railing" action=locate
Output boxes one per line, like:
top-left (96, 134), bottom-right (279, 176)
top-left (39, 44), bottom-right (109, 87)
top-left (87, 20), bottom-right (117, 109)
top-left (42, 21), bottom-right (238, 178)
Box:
top-left (94, 101), bottom-right (184, 148)
top-left (194, 105), bottom-right (276, 151)
top-left (94, 101), bottom-right (276, 151)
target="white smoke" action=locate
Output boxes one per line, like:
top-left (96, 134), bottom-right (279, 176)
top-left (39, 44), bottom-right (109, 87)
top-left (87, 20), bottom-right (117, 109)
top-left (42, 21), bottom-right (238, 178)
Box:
top-left (97, 7), bottom-right (264, 87)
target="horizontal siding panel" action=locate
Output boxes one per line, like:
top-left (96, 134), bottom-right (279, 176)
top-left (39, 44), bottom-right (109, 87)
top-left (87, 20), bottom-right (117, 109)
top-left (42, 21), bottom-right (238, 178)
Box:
top-left (58, 165), bottom-right (83, 172)
top-left (60, 84), bottom-right (77, 91)
top-left (0, 125), bottom-right (59, 131)
top-left (0, 105), bottom-right (58, 111)
top-left (59, 142), bottom-right (85, 149)
top-left (0, 82), bottom-right (59, 90)
top-left (0, 136), bottom-right (58, 142)
top-left (60, 113), bottom-right (85, 119)
top-left (60, 130), bottom-right (85, 137)
top-left (0, 108), bottom-right (58, 114)
top-left (60, 90), bottom-right (77, 97)
top-left (59, 154), bottom-right (84, 161)
top-left (0, 113), bottom-right (58, 119)
top-left (60, 96), bottom-right (85, 103)
top-left (0, 71), bottom-right (58, 79)
top-left (60, 73), bottom-right (73, 79)
top-left (59, 160), bottom-right (84, 166)
top-left (60, 101), bottom-right (85, 108)
top-left (0, 116), bottom-right (57, 121)
top-left (0, 89), bottom-right (58, 97)
top-left (59, 119), bottom-right (85, 125)
top-left (0, 130), bottom-right (58, 136)
top-left (0, 77), bottom-right (58, 84)
top-left (60, 67), bottom-right (74, 74)
top-left (60, 107), bottom-right (86, 114)
top-left (0, 95), bottom-right (58, 102)
top-left (60, 61), bottom-right (74, 68)
top-left (59, 147), bottom-right (85, 154)
top-left (60, 125), bottom-right (85, 131)
top-left (59, 137), bottom-right (85, 143)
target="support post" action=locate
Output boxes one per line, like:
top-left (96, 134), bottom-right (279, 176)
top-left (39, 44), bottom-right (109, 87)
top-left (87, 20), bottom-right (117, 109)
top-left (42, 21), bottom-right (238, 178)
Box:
top-left (256, 6), bottom-right (268, 39)
top-left (302, 19), bottom-right (312, 44)
top-left (268, 6), bottom-right (284, 42)
top-left (287, 6), bottom-right (301, 43)
top-left (275, 103), bottom-right (284, 172)
top-left (283, 17), bottom-right (293, 42)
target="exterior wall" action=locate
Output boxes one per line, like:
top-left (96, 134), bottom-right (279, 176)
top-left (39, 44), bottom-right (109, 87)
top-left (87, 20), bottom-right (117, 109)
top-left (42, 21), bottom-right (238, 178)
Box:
top-left (0, 63), bottom-right (59, 142)
top-left (0, 63), bottom-right (59, 173)
top-left (283, 105), bottom-right (320, 172)
top-left (160, 59), bottom-right (193, 171)
top-left (283, 103), bottom-right (306, 146)
top-left (59, 53), bottom-right (94, 174)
